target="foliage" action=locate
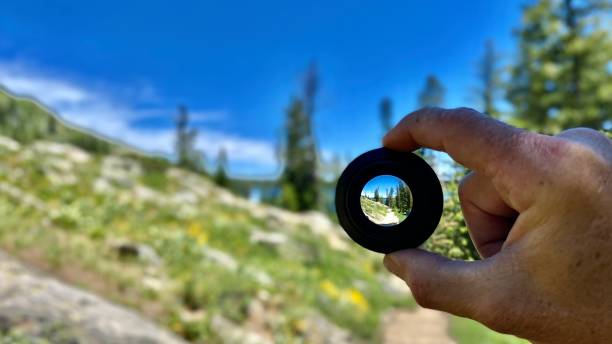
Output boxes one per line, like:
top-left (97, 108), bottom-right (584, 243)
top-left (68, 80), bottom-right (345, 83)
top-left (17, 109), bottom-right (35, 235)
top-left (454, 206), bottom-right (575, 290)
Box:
top-left (379, 97), bottom-right (393, 134)
top-left (280, 64), bottom-right (320, 211)
top-left (450, 316), bottom-right (528, 344)
top-left (476, 40), bottom-right (502, 118)
top-left (418, 75), bottom-right (445, 108)
top-left (417, 75), bottom-right (446, 163)
top-left (507, 0), bottom-right (612, 133)
top-left (0, 90), bottom-right (112, 154)
top-left (425, 173), bottom-right (479, 261)
top-left (395, 182), bottom-right (412, 215)
top-left (175, 105), bottom-right (205, 173)
top-left (360, 196), bottom-right (388, 219)
top-left (213, 148), bottom-right (230, 188)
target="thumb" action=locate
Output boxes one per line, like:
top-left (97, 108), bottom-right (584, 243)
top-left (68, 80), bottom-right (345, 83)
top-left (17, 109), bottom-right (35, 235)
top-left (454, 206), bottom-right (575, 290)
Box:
top-left (384, 249), bottom-right (493, 319)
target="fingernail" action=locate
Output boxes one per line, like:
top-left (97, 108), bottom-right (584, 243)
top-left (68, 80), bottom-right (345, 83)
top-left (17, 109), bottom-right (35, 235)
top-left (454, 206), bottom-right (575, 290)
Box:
top-left (383, 254), bottom-right (400, 275)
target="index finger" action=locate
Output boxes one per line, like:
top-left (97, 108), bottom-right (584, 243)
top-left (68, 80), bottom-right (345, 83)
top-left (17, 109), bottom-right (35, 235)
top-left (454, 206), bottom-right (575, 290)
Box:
top-left (383, 107), bottom-right (531, 177)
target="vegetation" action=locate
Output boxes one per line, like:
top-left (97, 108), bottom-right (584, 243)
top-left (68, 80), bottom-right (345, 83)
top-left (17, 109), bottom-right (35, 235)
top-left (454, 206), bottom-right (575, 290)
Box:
top-left (507, 0), bottom-right (612, 132)
top-left (476, 40), bottom-right (502, 118)
top-left (0, 90), bottom-right (112, 154)
top-left (213, 148), bottom-right (230, 188)
top-left (450, 316), bottom-right (528, 344)
top-left (0, 92), bottom-right (415, 342)
top-left (175, 105), bottom-right (205, 173)
top-left (418, 75), bottom-right (445, 108)
top-left (279, 63), bottom-right (320, 211)
top-left (360, 196), bottom-right (389, 220)
top-left (0, 1), bottom-right (609, 343)
top-left (379, 97), bottom-right (393, 134)
top-left (361, 181), bottom-right (412, 225)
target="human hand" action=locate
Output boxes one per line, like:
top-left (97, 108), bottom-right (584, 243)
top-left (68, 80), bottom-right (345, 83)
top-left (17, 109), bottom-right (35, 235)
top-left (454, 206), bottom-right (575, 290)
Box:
top-left (382, 107), bottom-right (612, 344)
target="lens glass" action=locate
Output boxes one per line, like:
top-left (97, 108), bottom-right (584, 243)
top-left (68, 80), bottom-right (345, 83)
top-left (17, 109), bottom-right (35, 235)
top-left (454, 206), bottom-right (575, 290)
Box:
top-left (360, 175), bottom-right (412, 226)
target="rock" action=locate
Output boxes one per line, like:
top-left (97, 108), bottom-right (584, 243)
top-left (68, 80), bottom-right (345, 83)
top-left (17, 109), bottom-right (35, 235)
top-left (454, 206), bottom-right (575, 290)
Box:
top-left (93, 177), bottom-right (114, 194)
top-left (0, 135), bottom-right (20, 152)
top-left (142, 276), bottom-right (164, 292)
top-left (303, 313), bottom-right (360, 344)
top-left (201, 246), bottom-right (238, 271)
top-left (245, 267), bottom-right (273, 286)
top-left (171, 190), bottom-right (199, 205)
top-left (380, 274), bottom-right (410, 296)
top-left (29, 141), bottom-right (91, 164)
top-left (110, 241), bottom-right (162, 266)
top-left (250, 229), bottom-right (288, 246)
top-left (100, 156), bottom-right (142, 187)
top-left (0, 251), bottom-right (186, 344)
top-left (133, 185), bottom-right (162, 203)
top-left (0, 182), bottom-right (46, 212)
top-left (211, 314), bottom-right (272, 344)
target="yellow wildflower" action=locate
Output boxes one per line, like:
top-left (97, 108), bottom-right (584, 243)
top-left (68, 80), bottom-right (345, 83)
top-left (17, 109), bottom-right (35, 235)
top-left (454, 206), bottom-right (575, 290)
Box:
top-left (319, 280), bottom-right (340, 299)
top-left (187, 223), bottom-right (208, 245)
top-left (345, 288), bottom-right (369, 313)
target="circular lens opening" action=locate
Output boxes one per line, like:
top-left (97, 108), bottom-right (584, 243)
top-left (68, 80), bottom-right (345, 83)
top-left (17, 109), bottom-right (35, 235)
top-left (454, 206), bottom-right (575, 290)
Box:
top-left (360, 175), bottom-right (412, 226)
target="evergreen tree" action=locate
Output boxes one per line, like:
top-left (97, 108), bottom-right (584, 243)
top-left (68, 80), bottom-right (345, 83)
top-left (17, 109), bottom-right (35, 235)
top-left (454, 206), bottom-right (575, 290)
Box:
top-left (396, 183), bottom-right (412, 215)
top-left (280, 63), bottom-right (320, 211)
top-left (507, 0), bottom-right (612, 133)
top-left (418, 75), bottom-right (445, 108)
top-left (379, 97), bottom-right (393, 134)
top-left (387, 188), bottom-right (395, 209)
top-left (476, 40), bottom-right (502, 118)
top-left (374, 187), bottom-right (380, 203)
top-left (417, 75), bottom-right (445, 162)
top-left (214, 148), bottom-right (230, 188)
top-left (175, 105), bottom-right (204, 172)
top-left (47, 116), bottom-right (57, 135)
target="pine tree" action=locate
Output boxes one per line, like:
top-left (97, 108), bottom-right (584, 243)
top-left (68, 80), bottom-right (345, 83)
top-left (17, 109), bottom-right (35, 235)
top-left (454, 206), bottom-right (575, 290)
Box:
top-left (175, 105), bottom-right (204, 172)
top-left (418, 75), bottom-right (445, 108)
top-left (374, 187), bottom-right (380, 203)
top-left (417, 75), bottom-right (445, 162)
top-left (214, 148), bottom-right (230, 188)
top-left (396, 183), bottom-right (412, 215)
top-left (379, 97), bottom-right (393, 134)
top-left (476, 40), bottom-right (502, 118)
top-left (507, 0), bottom-right (612, 133)
top-left (387, 188), bottom-right (395, 209)
top-left (280, 63), bottom-right (320, 211)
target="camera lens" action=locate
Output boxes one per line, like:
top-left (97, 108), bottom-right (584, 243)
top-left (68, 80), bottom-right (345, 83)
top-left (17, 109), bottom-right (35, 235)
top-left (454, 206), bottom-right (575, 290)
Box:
top-left (335, 148), bottom-right (442, 253)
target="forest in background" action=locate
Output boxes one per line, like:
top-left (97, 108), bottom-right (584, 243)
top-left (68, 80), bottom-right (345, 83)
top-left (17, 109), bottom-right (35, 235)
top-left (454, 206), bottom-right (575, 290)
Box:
top-left (220, 0), bottom-right (610, 260)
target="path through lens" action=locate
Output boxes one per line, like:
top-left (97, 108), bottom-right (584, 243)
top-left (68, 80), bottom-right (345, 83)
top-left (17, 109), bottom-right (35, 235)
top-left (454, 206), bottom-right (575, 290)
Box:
top-left (360, 175), bottom-right (412, 227)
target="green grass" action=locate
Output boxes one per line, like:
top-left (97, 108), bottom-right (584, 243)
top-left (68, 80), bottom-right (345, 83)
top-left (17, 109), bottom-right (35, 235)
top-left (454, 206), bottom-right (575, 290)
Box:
top-left (450, 316), bottom-right (528, 344)
top-left (392, 209), bottom-right (408, 222)
top-left (360, 196), bottom-right (389, 219)
top-left (0, 141), bottom-right (415, 342)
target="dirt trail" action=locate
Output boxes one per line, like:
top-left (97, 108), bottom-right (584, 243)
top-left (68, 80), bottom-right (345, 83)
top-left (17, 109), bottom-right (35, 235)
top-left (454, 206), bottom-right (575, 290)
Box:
top-left (382, 308), bottom-right (456, 344)
top-left (378, 208), bottom-right (400, 226)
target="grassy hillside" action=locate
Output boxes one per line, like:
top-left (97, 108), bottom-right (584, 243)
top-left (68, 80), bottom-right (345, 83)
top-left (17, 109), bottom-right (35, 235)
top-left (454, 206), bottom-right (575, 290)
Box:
top-left (360, 196), bottom-right (389, 221)
top-left (0, 89), bottom-right (116, 154)
top-left (0, 89), bottom-right (527, 343)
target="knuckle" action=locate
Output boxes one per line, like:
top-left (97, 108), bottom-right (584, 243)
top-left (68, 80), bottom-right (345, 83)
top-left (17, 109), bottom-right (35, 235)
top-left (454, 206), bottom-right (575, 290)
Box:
top-left (558, 127), bottom-right (605, 140)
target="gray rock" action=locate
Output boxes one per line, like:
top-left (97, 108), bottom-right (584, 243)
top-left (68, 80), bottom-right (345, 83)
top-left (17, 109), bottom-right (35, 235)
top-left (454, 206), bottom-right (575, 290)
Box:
top-left (0, 251), bottom-right (186, 344)
top-left (109, 241), bottom-right (162, 267)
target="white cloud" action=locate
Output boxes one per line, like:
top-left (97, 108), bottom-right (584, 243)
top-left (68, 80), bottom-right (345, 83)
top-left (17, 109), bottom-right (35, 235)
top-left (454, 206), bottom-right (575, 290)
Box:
top-left (0, 61), bottom-right (277, 173)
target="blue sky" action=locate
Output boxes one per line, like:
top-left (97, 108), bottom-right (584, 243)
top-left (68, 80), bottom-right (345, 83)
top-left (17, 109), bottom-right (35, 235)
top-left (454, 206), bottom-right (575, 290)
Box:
top-left (361, 175), bottom-right (407, 198)
top-left (0, 0), bottom-right (524, 177)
